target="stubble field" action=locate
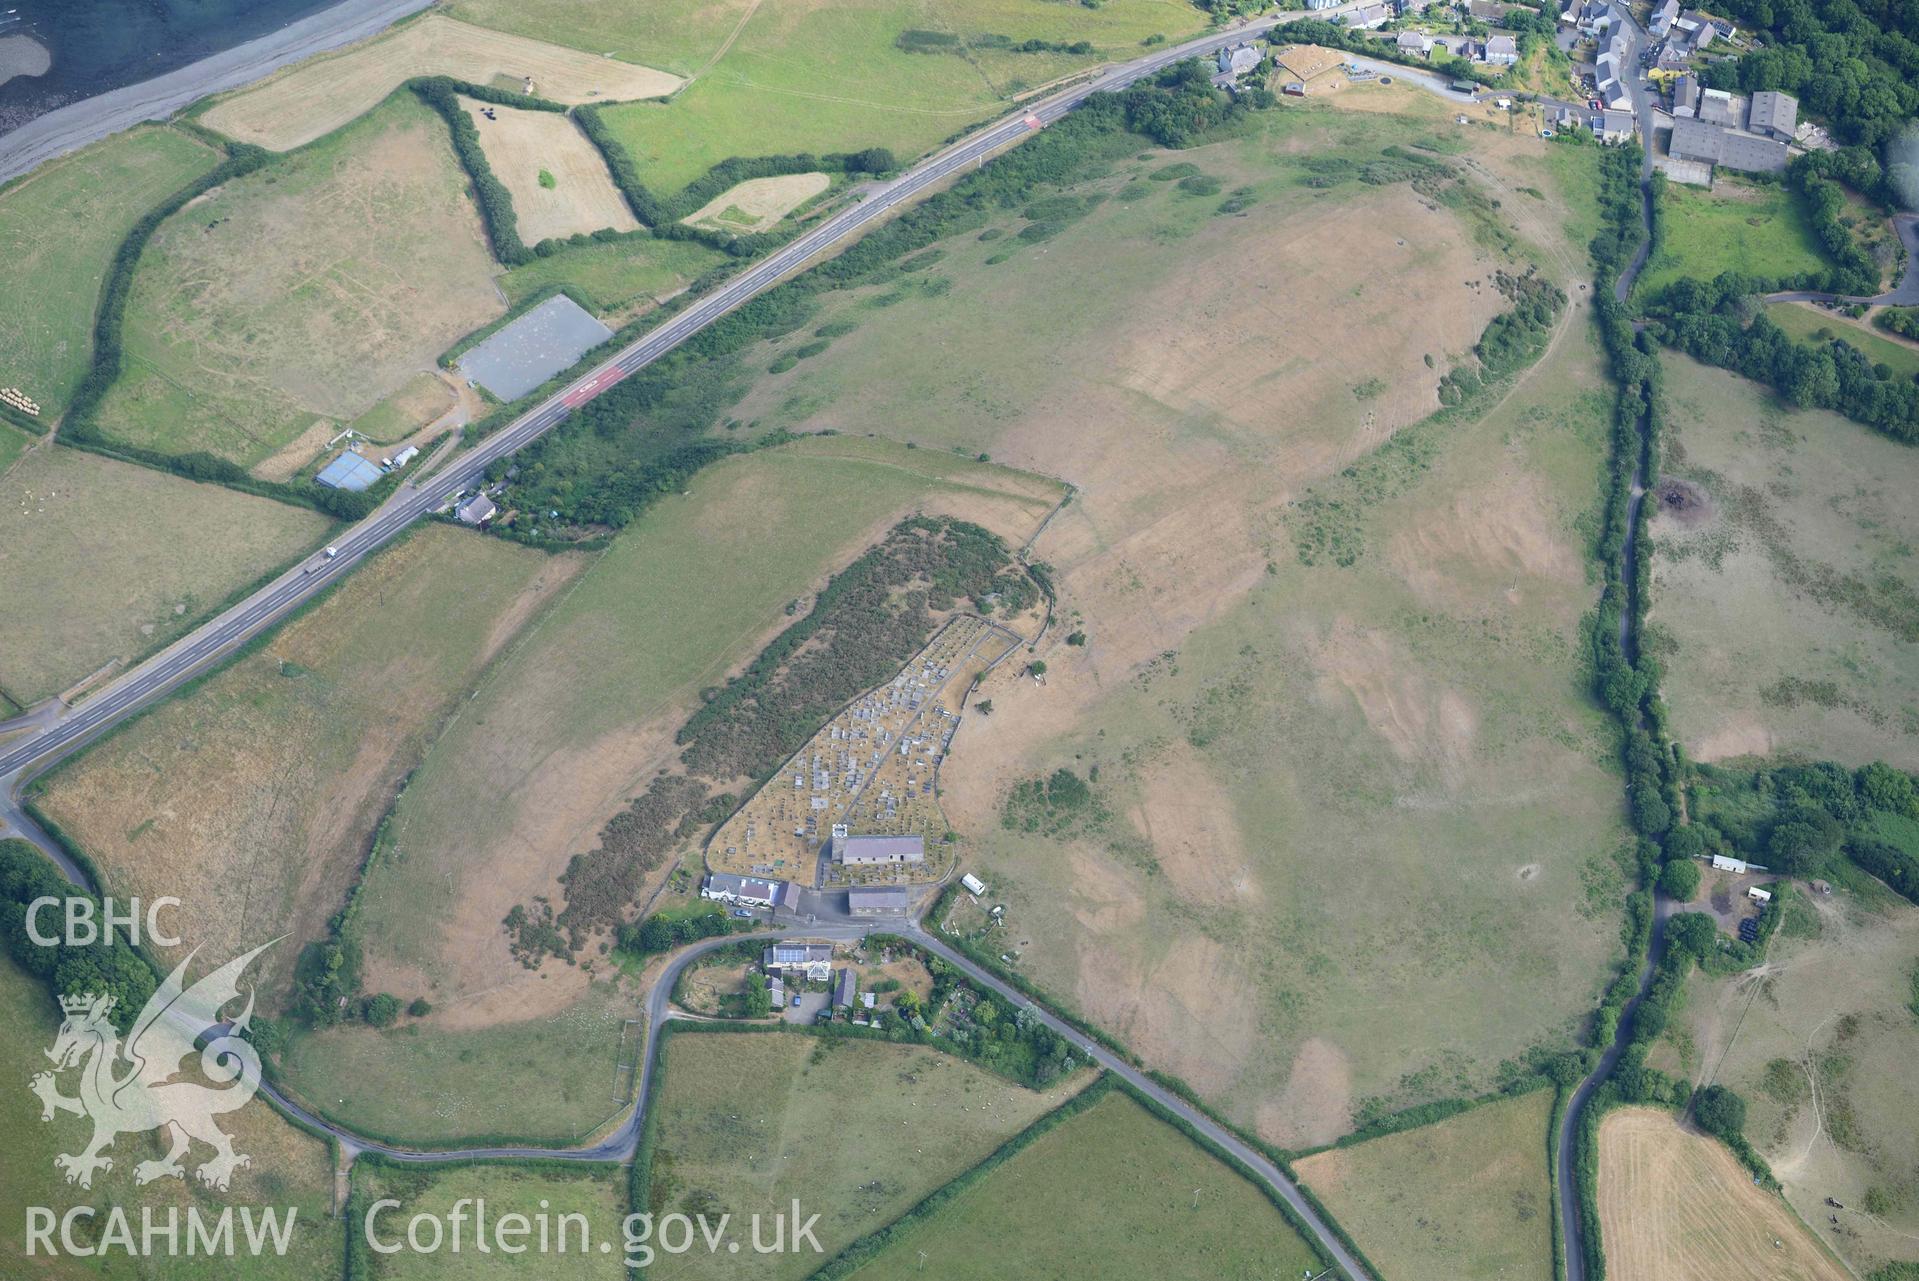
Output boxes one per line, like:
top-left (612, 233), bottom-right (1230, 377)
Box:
top-left (729, 91), bottom-right (1625, 1145)
top-left (1647, 354), bottom-right (1919, 768)
top-left (460, 98), bottom-right (642, 243)
top-left (92, 93), bottom-right (505, 473)
top-left (1597, 1106), bottom-right (1850, 1281)
top-left (643, 1030), bottom-right (1086, 1281)
top-left (0, 125), bottom-right (217, 421)
top-left (200, 15), bottom-right (681, 153)
top-left (0, 446), bottom-right (329, 709)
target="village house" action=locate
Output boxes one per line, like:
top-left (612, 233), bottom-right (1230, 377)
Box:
top-left (1396, 29), bottom-right (1433, 56)
top-left (1483, 34), bottom-right (1519, 64)
top-left (701, 872), bottom-right (799, 910)
top-left (763, 941), bottom-right (834, 982)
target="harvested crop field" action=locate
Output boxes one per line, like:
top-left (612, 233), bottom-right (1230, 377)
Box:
top-left (1650, 355), bottom-right (1919, 768)
top-left (443, 0), bottom-right (762, 76)
top-left (1597, 1107), bottom-right (1849, 1281)
top-left (0, 950), bottom-right (342, 1281)
top-left (1653, 882), bottom-right (1919, 1274)
top-left (200, 14), bottom-right (681, 152)
top-left (836, 1088), bottom-right (1323, 1280)
top-left (1294, 1090), bottom-right (1555, 1280)
top-left (351, 437), bottom-right (1061, 1027)
top-left (36, 525), bottom-right (580, 1001)
top-left (644, 1030), bottom-right (1085, 1281)
top-left (734, 100), bottom-right (1621, 1144)
top-left (0, 125), bottom-right (216, 420)
top-left (0, 445), bottom-right (328, 708)
top-left (684, 172), bottom-right (830, 231)
top-left (93, 94), bottom-right (504, 472)
top-left (462, 97), bottom-right (641, 242)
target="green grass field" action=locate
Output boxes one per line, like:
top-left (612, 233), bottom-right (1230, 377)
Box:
top-left (0, 125), bottom-right (217, 420)
top-left (0, 420), bottom-right (33, 477)
top-left (0, 951), bottom-right (342, 1281)
top-left (36, 524), bottom-right (570, 1004)
top-left (92, 93), bottom-right (503, 472)
top-left (0, 444), bottom-right (329, 708)
top-left (280, 981), bottom-right (638, 1146)
top-left (353, 1161), bottom-right (626, 1279)
top-left (1295, 1090), bottom-right (1555, 1280)
top-left (352, 436), bottom-right (1061, 1009)
top-left (837, 1089), bottom-right (1323, 1280)
top-left (593, 0), bottom-right (1204, 197)
top-left (1638, 175), bottom-right (1829, 297)
top-left (498, 236), bottom-right (726, 313)
top-left (1649, 354), bottom-right (1919, 769)
top-left (1766, 301), bottom-right (1919, 381)
top-left (442, 0), bottom-right (759, 77)
top-left (645, 1030), bottom-right (1086, 1281)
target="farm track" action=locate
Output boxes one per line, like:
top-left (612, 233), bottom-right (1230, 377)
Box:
top-left (1, 16), bottom-right (1396, 1277)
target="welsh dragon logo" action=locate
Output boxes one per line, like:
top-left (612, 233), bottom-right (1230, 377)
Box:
top-left (31, 942), bottom-right (274, 1192)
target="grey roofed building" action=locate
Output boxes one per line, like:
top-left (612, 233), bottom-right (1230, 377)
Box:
top-left (1747, 89), bottom-right (1798, 140)
top-left (1345, 3), bottom-right (1392, 27)
top-left (763, 942), bottom-right (835, 980)
top-left (1668, 116), bottom-right (1789, 172)
top-left (1696, 87), bottom-right (1740, 126)
top-left (1598, 109), bottom-right (1636, 143)
top-left (1650, 0), bottom-right (1680, 32)
top-left (315, 450), bottom-right (382, 492)
top-left (847, 886), bottom-right (911, 917)
top-left (1483, 34), bottom-right (1518, 63)
top-left (1216, 42), bottom-right (1262, 75)
top-left (1305, 0), bottom-right (1341, 10)
top-left (834, 832), bottom-right (925, 865)
top-left (1468, 0), bottom-right (1515, 21)
top-left (1671, 72), bottom-right (1700, 116)
top-left (1396, 29), bottom-right (1432, 54)
top-left (455, 494), bottom-right (498, 526)
top-left (1674, 8), bottom-right (1715, 45)
top-left (832, 968), bottom-right (857, 1009)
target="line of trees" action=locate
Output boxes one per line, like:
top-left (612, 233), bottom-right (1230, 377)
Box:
top-left (0, 840), bottom-right (157, 1033)
top-left (1652, 276), bottom-right (1919, 445)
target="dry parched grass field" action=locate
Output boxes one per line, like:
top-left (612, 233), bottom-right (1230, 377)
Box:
top-left (0, 445), bottom-right (328, 708)
top-left (734, 93), bottom-right (1623, 1145)
top-left (1294, 1090), bottom-right (1555, 1281)
top-left (461, 97), bottom-right (642, 242)
top-left (1649, 354), bottom-right (1919, 768)
top-left (645, 1031), bottom-right (1084, 1281)
top-left (94, 94), bottom-right (505, 473)
top-left (37, 525), bottom-right (580, 1001)
top-left (354, 1162), bottom-right (626, 1280)
top-left (1598, 1107), bottom-right (1850, 1281)
top-left (200, 14), bottom-right (681, 152)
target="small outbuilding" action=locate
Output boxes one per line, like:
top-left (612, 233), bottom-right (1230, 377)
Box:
top-left (1747, 886), bottom-right (1773, 904)
top-left (847, 886), bottom-right (911, 917)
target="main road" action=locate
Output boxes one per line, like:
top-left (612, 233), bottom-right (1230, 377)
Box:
top-left (0, 9), bottom-right (1364, 796)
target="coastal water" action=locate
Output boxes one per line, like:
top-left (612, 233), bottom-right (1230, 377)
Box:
top-left (0, 0), bottom-right (343, 133)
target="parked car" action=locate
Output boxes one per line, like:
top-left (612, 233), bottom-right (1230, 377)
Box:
top-left (731, 908), bottom-right (753, 919)
top-left (791, 995), bottom-right (802, 1008)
